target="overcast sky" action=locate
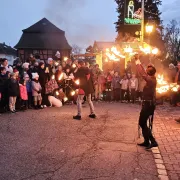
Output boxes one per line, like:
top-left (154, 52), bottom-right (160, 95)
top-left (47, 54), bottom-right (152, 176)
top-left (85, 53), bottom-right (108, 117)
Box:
top-left (0, 0), bottom-right (179, 50)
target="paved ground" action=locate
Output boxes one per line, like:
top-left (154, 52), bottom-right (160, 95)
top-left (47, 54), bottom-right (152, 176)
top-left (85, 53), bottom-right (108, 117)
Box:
top-left (0, 102), bottom-right (174, 180)
top-left (154, 105), bottom-right (180, 180)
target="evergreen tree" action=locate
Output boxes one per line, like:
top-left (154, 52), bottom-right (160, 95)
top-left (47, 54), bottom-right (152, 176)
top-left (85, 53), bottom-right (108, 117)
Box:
top-left (115, 0), bottom-right (163, 49)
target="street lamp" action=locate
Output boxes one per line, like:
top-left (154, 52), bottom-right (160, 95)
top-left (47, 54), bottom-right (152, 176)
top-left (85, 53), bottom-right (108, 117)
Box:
top-left (146, 24), bottom-right (154, 34)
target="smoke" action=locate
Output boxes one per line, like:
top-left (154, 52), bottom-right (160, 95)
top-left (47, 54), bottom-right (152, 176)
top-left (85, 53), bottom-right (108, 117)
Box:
top-left (45, 0), bottom-right (116, 50)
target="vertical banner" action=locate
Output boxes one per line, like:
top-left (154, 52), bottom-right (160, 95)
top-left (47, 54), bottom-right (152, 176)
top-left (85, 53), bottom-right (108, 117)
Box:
top-left (124, 0), bottom-right (142, 25)
top-left (96, 52), bottom-right (102, 70)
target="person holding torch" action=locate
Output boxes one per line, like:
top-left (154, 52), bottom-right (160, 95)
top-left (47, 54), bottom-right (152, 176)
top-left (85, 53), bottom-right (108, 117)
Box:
top-left (135, 54), bottom-right (158, 149)
top-left (73, 60), bottom-right (96, 120)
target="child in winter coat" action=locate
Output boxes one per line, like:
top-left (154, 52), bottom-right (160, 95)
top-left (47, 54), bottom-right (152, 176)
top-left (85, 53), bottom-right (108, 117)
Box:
top-left (31, 73), bottom-right (43, 109)
top-left (120, 75), bottom-right (129, 102)
top-left (129, 74), bottom-right (138, 103)
top-left (24, 74), bottom-right (32, 108)
top-left (19, 79), bottom-right (28, 110)
top-left (8, 73), bottom-right (20, 113)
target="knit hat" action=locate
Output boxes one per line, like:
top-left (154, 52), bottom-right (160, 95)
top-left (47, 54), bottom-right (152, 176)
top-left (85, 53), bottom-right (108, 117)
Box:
top-left (13, 69), bottom-right (19, 74)
top-left (10, 72), bottom-right (15, 77)
top-left (24, 73), bottom-right (29, 79)
top-left (169, 63), bottom-right (175, 69)
top-left (32, 72), bottom-right (39, 79)
top-left (22, 62), bottom-right (29, 69)
top-left (48, 58), bottom-right (53, 63)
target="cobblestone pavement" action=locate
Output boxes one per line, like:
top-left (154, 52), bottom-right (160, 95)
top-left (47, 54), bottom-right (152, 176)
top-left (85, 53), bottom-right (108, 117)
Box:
top-left (154, 105), bottom-right (180, 180)
top-left (0, 102), bottom-right (161, 180)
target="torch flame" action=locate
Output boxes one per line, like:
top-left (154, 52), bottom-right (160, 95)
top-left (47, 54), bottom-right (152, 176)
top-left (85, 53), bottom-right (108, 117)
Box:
top-left (64, 57), bottom-right (68, 61)
top-left (52, 75), bottom-right (55, 80)
top-left (64, 97), bottom-right (68, 102)
top-left (105, 47), bottom-right (125, 61)
top-left (71, 91), bottom-right (75, 96)
top-left (75, 79), bottom-right (80, 85)
top-left (72, 64), bottom-right (76, 68)
top-left (156, 74), bottom-right (169, 94)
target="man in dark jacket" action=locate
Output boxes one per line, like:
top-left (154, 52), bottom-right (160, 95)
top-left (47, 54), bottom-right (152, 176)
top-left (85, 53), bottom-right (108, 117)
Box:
top-left (73, 60), bottom-right (96, 120)
top-left (135, 54), bottom-right (158, 149)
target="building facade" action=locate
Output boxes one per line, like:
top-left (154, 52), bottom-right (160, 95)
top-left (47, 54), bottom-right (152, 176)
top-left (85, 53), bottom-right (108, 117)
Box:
top-left (15, 18), bottom-right (72, 62)
top-left (0, 43), bottom-right (17, 65)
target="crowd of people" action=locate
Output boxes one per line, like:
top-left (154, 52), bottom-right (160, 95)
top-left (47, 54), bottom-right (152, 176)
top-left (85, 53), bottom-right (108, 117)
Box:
top-left (0, 54), bottom-right (180, 114)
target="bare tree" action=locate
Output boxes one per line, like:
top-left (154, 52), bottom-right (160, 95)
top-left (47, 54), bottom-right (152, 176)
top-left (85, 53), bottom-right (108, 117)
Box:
top-left (72, 44), bottom-right (82, 55)
top-left (163, 20), bottom-right (180, 62)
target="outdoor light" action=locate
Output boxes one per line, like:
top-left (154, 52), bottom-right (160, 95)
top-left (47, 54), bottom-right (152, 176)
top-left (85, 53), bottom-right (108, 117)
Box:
top-left (64, 97), bottom-right (68, 102)
top-left (56, 91), bottom-right (59, 96)
top-left (146, 24), bottom-right (154, 33)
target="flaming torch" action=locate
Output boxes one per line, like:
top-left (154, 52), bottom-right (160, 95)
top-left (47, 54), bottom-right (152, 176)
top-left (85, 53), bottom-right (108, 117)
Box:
top-left (56, 91), bottom-right (59, 96)
top-left (156, 74), bottom-right (170, 94)
top-left (75, 79), bottom-right (80, 85)
top-left (63, 97), bottom-right (68, 102)
top-left (64, 57), bottom-right (68, 61)
top-left (52, 75), bottom-right (55, 80)
top-left (71, 91), bottom-right (75, 96)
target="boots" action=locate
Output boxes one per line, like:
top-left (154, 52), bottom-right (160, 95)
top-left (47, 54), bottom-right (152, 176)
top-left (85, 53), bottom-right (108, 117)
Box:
top-left (137, 141), bottom-right (150, 147)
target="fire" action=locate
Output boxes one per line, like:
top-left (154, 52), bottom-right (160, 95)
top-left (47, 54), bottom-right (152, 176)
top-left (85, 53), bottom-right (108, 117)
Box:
top-left (152, 48), bottom-right (158, 55)
top-left (111, 46), bottom-right (125, 58)
top-left (75, 79), bottom-right (80, 85)
top-left (52, 75), bottom-right (55, 80)
top-left (157, 74), bottom-right (168, 85)
top-left (71, 91), bottom-right (75, 96)
top-left (169, 83), bottom-right (179, 92)
top-left (139, 46), bottom-right (151, 54)
top-left (156, 74), bottom-right (169, 94)
top-left (156, 85), bottom-right (170, 94)
top-left (72, 64), bottom-right (76, 68)
top-left (64, 57), bottom-right (68, 61)
top-left (156, 75), bottom-right (180, 94)
top-left (106, 47), bottom-right (125, 61)
top-left (124, 45), bottom-right (133, 53)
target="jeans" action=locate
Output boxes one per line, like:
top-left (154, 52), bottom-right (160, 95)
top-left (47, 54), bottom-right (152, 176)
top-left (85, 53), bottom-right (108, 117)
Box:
top-left (77, 94), bottom-right (95, 116)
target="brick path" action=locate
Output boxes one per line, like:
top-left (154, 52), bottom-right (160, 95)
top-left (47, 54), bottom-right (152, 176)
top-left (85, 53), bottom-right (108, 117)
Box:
top-left (154, 104), bottom-right (180, 180)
